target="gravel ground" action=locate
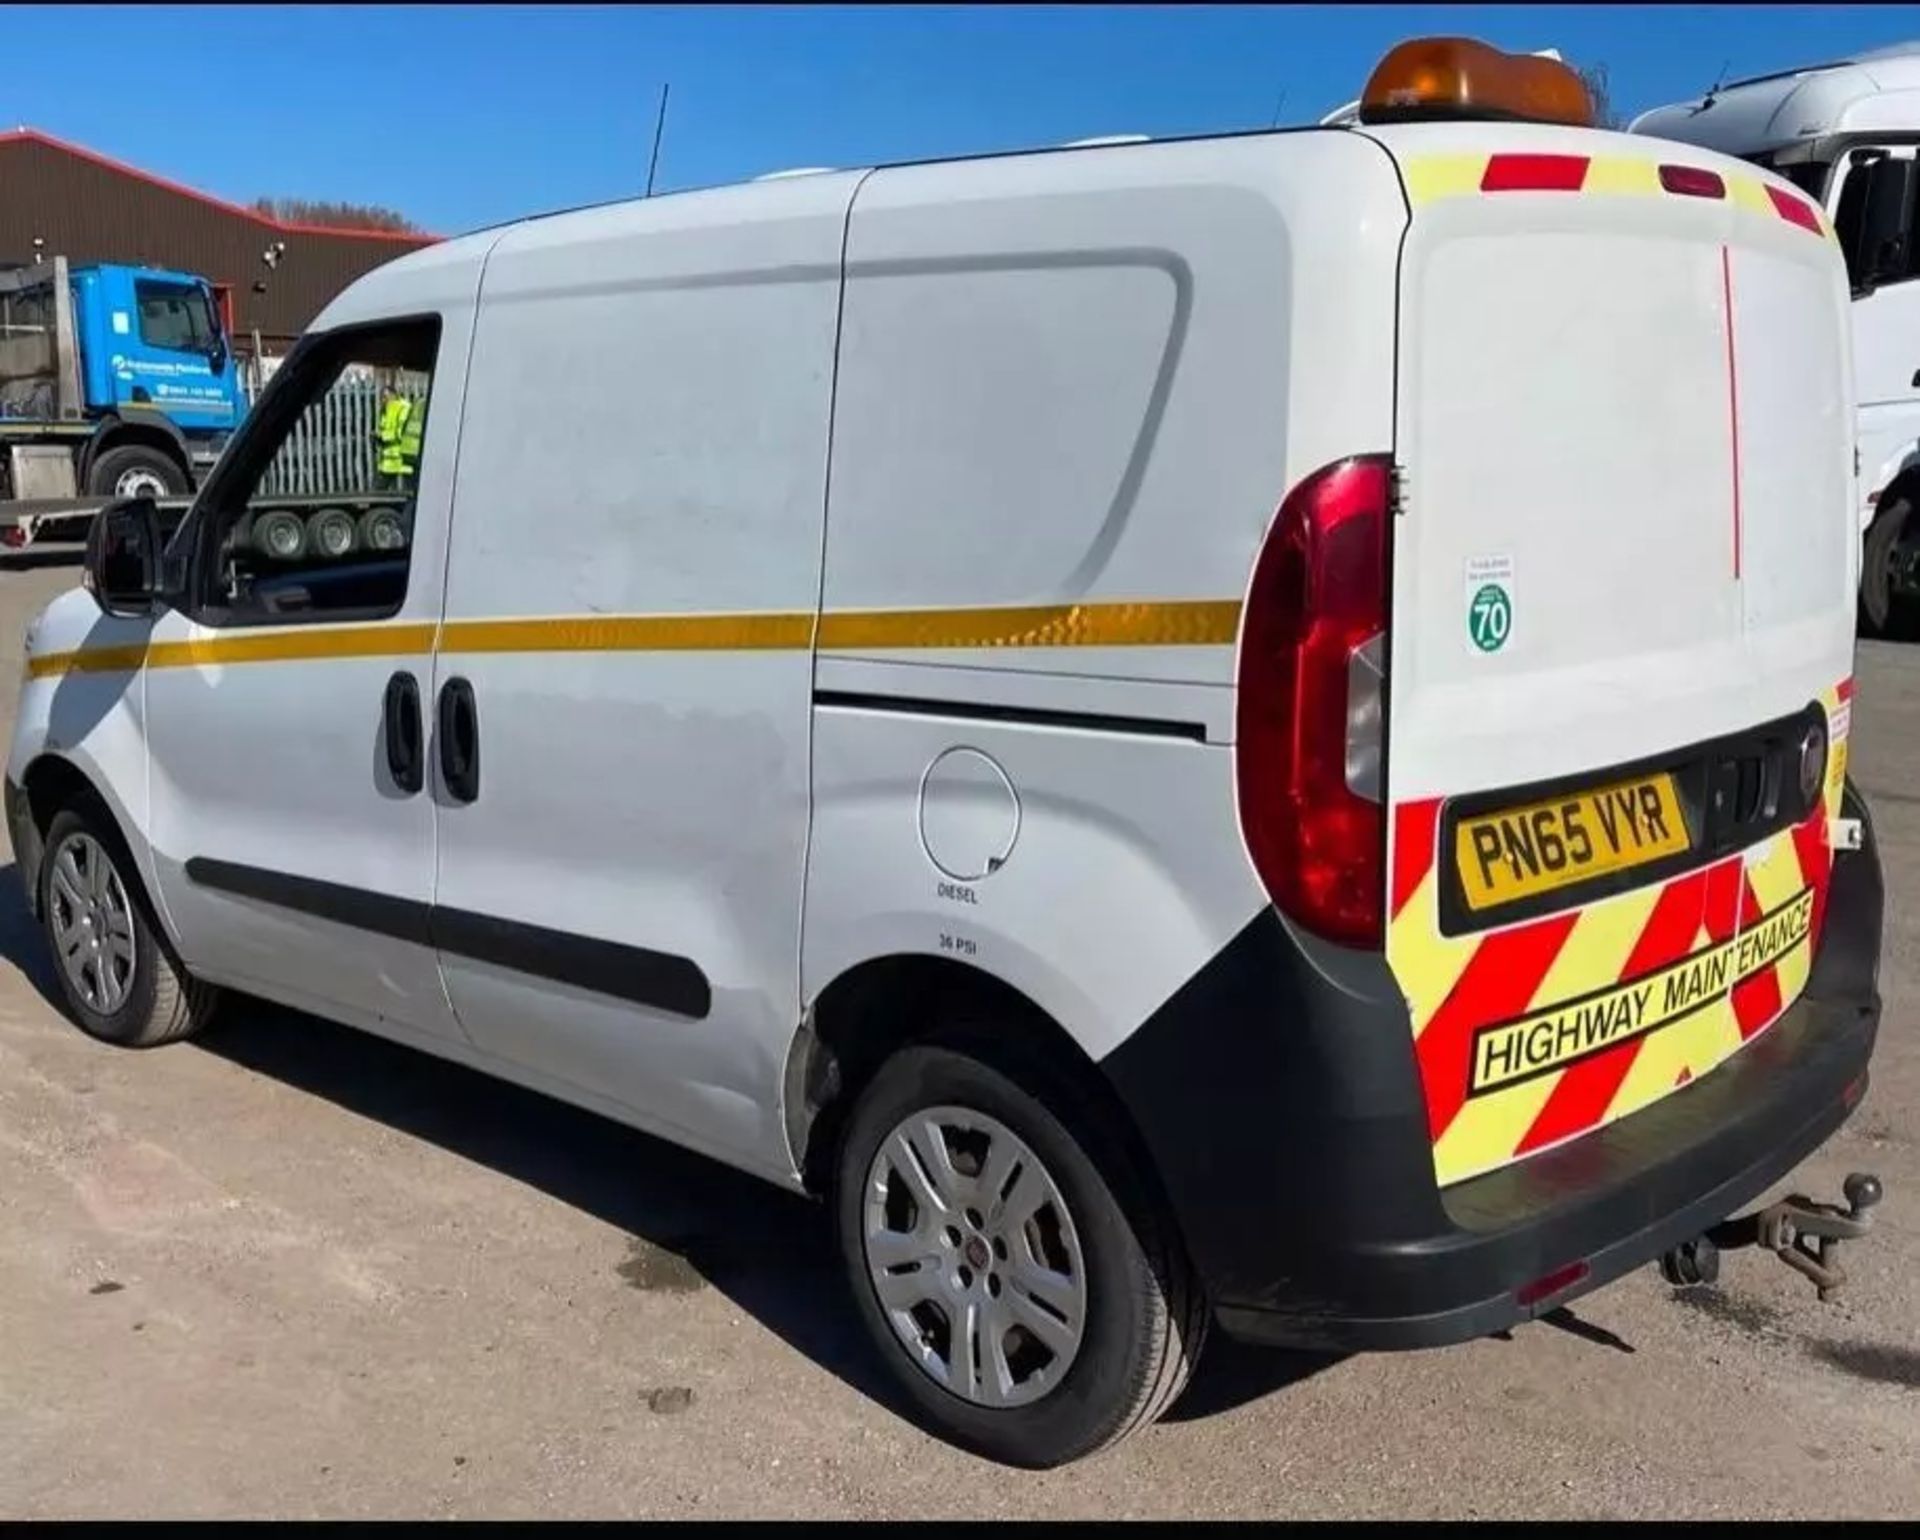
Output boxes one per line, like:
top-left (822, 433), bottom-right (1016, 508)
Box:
top-left (0, 556), bottom-right (1914, 1519)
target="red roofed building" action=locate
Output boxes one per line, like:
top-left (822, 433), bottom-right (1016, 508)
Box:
top-left (0, 127), bottom-right (438, 354)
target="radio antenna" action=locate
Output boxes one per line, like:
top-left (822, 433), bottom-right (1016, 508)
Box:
top-left (1693, 58), bottom-right (1732, 115)
top-left (645, 83), bottom-right (672, 197)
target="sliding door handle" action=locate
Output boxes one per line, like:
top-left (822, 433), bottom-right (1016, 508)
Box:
top-left (437, 676), bottom-right (480, 804)
top-left (382, 671), bottom-right (423, 794)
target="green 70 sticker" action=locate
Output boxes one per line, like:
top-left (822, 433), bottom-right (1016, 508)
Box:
top-left (1466, 556), bottom-right (1514, 654)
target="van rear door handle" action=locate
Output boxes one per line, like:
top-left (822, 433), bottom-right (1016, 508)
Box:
top-left (437, 676), bottom-right (480, 804)
top-left (382, 671), bottom-right (423, 794)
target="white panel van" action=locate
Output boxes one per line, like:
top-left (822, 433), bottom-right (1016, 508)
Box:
top-left (7, 40), bottom-right (1887, 1468)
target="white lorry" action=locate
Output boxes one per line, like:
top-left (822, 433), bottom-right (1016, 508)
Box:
top-left (1634, 41), bottom-right (1920, 634)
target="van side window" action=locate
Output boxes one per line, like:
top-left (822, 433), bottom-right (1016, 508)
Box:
top-left (188, 318), bottom-right (440, 627)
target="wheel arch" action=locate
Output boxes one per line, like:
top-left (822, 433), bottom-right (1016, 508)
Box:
top-left (1872, 463), bottom-right (1920, 522)
top-left (783, 952), bottom-right (1178, 1225)
top-left (18, 752), bottom-right (149, 922)
top-left (21, 748), bottom-right (215, 1046)
top-left (1866, 438), bottom-right (1920, 505)
top-left (22, 751), bottom-right (107, 834)
top-left (82, 415), bottom-right (193, 488)
top-left (1862, 465), bottom-right (1920, 632)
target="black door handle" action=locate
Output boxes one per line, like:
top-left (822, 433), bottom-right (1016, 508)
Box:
top-left (382, 671), bottom-right (423, 794)
top-left (438, 676), bottom-right (480, 804)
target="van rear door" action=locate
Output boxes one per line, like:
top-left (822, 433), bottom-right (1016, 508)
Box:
top-left (1367, 124), bottom-right (1858, 1186)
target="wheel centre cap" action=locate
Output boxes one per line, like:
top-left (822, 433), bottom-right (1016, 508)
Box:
top-left (963, 1235), bottom-right (990, 1270)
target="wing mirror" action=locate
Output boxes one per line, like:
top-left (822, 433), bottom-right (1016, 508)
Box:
top-left (83, 497), bottom-right (163, 617)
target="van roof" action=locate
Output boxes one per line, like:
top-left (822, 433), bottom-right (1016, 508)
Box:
top-left (387, 123), bottom-right (1347, 267)
top-left (355, 113), bottom-right (1724, 300)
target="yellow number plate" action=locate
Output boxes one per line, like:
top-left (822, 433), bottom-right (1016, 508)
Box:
top-left (1455, 772), bottom-right (1690, 912)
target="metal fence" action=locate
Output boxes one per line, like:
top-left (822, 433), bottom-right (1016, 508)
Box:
top-left (238, 358), bottom-right (427, 498)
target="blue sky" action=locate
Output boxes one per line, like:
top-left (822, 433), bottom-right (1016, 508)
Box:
top-left (8, 5), bottom-right (1920, 235)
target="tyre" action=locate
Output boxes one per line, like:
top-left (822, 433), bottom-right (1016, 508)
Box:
top-left (836, 1042), bottom-right (1206, 1467)
top-left (85, 443), bottom-right (190, 500)
top-left (251, 508), bottom-right (308, 561)
top-left (357, 505), bottom-right (408, 552)
top-left (38, 804), bottom-right (218, 1048)
top-left (306, 506), bottom-right (358, 559)
top-left (1860, 493), bottom-right (1917, 638)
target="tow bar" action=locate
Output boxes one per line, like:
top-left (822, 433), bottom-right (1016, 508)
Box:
top-left (1659, 1172), bottom-right (1884, 1300)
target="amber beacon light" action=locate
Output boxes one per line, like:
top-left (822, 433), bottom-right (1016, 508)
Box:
top-left (1360, 37), bottom-right (1596, 128)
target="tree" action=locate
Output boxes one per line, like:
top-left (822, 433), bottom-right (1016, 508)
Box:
top-left (251, 197), bottom-right (422, 234)
top-left (1577, 63), bottom-right (1624, 131)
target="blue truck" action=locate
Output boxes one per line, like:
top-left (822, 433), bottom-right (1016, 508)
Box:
top-left (0, 255), bottom-right (244, 538)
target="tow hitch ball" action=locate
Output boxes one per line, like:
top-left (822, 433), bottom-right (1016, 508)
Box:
top-left (1660, 1173), bottom-right (1884, 1300)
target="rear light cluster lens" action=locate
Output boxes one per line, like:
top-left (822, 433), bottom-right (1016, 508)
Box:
top-left (1657, 164), bottom-right (1727, 200)
top-left (1234, 455), bottom-right (1393, 948)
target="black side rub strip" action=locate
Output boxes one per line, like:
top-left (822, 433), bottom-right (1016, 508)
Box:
top-left (431, 905), bottom-right (711, 1020)
top-left (814, 689), bottom-right (1209, 743)
top-left (182, 857), bottom-right (712, 1020)
top-left (185, 857), bottom-right (433, 946)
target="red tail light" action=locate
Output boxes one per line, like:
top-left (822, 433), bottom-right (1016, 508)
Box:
top-left (1234, 455), bottom-right (1393, 947)
top-left (1657, 164), bottom-right (1726, 200)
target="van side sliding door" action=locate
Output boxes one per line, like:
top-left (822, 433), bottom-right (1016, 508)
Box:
top-left (425, 175), bottom-right (861, 1178)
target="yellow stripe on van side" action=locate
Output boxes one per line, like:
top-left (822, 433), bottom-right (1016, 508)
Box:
top-left (26, 623), bottom-right (436, 679)
top-left (24, 600), bottom-right (1243, 679)
top-left (438, 612), bottom-right (815, 654)
top-left (25, 642), bottom-right (153, 680)
top-left (150, 624), bottom-right (438, 669)
top-left (817, 599), bottom-right (1243, 651)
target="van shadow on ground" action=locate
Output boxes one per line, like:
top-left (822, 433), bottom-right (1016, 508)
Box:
top-left (0, 861), bottom-right (1332, 1433)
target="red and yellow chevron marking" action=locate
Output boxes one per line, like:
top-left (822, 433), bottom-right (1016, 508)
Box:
top-left (1400, 151), bottom-right (1834, 243)
top-left (1388, 679), bottom-right (1852, 1187)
